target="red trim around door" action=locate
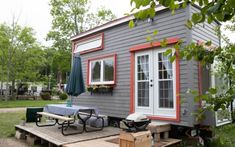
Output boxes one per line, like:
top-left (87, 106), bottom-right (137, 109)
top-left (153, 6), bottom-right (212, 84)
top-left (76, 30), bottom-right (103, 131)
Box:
top-left (129, 37), bottom-right (181, 122)
top-left (130, 53), bottom-right (135, 113)
top-left (87, 54), bottom-right (117, 86)
top-left (130, 38), bottom-right (179, 52)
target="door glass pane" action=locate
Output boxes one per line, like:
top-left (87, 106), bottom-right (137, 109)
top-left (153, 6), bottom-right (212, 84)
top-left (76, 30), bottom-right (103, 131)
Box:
top-left (91, 61), bottom-right (101, 82)
top-left (158, 53), bottom-right (174, 108)
top-left (137, 55), bottom-right (149, 80)
top-left (137, 55), bottom-right (149, 107)
top-left (138, 82), bottom-right (149, 106)
top-left (159, 81), bottom-right (173, 108)
top-left (103, 58), bottom-right (114, 81)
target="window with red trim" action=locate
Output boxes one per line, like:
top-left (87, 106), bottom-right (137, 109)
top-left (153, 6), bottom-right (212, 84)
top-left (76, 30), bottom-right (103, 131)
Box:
top-left (74, 33), bottom-right (104, 54)
top-left (88, 55), bottom-right (116, 85)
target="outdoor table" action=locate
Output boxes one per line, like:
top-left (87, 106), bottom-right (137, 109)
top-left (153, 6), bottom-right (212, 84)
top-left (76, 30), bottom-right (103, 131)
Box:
top-left (43, 104), bottom-right (99, 134)
top-left (44, 104), bottom-right (98, 116)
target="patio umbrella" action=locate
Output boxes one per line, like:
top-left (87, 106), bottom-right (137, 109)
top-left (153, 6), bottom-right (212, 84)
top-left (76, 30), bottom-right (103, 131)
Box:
top-left (66, 53), bottom-right (85, 104)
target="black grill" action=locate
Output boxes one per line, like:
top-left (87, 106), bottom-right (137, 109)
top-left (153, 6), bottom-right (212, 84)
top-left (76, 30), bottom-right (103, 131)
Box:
top-left (121, 119), bottom-right (151, 132)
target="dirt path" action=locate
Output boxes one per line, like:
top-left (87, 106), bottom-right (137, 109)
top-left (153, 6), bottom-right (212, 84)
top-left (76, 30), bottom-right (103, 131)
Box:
top-left (0, 138), bottom-right (29, 147)
top-left (0, 108), bottom-right (26, 113)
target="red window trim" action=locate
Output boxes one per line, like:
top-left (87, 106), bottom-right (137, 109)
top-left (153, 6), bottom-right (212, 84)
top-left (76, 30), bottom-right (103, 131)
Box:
top-left (87, 54), bottom-right (117, 86)
top-left (72, 33), bottom-right (104, 55)
top-left (129, 37), bottom-right (180, 122)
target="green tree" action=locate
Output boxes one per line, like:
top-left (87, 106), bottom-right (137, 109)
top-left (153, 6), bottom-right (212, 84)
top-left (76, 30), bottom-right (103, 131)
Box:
top-left (0, 24), bottom-right (10, 97)
top-left (129, 0), bottom-right (235, 121)
top-left (0, 22), bottom-right (44, 100)
top-left (47, 0), bottom-right (116, 87)
top-left (47, 0), bottom-right (116, 51)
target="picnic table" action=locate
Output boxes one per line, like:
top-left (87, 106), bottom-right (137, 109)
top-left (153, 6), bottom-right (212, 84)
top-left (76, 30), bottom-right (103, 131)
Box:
top-left (36, 104), bottom-right (104, 136)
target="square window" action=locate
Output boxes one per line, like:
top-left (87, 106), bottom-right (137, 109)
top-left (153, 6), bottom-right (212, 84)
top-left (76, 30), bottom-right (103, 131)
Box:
top-left (89, 55), bottom-right (116, 85)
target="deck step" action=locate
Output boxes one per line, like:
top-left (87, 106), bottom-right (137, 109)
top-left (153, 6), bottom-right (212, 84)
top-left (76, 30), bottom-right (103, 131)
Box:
top-left (147, 122), bottom-right (171, 142)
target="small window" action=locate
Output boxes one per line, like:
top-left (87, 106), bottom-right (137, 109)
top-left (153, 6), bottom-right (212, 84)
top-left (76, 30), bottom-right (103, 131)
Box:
top-left (74, 33), bottom-right (104, 54)
top-left (89, 55), bottom-right (116, 85)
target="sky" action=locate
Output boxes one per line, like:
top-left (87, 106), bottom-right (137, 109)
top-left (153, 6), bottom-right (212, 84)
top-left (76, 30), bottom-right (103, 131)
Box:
top-left (0, 0), bottom-right (132, 45)
top-left (0, 0), bottom-right (234, 46)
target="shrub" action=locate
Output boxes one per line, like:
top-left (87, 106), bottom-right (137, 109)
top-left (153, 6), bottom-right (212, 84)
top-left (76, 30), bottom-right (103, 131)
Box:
top-left (59, 93), bottom-right (68, 100)
top-left (40, 92), bottom-right (51, 100)
top-left (232, 109), bottom-right (235, 122)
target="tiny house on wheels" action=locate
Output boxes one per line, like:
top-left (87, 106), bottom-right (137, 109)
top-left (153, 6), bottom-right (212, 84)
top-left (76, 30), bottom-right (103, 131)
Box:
top-left (70, 4), bottom-right (231, 128)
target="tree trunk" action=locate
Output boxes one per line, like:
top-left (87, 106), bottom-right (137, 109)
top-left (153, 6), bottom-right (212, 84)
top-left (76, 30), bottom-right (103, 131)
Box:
top-left (0, 66), bottom-right (3, 100)
top-left (11, 80), bottom-right (16, 100)
top-left (57, 70), bottom-right (62, 92)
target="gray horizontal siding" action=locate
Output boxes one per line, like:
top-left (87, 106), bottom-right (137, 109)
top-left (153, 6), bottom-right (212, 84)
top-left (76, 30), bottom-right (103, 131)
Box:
top-left (72, 5), bottom-right (218, 127)
top-left (188, 5), bottom-right (220, 126)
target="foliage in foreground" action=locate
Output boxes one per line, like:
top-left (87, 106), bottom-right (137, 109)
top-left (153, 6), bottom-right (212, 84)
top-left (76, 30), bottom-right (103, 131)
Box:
top-left (129, 0), bottom-right (235, 28)
top-left (129, 0), bottom-right (235, 123)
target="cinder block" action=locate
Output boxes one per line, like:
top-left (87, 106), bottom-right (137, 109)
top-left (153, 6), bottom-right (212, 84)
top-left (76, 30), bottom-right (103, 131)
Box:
top-left (15, 130), bottom-right (26, 140)
top-left (26, 134), bottom-right (40, 145)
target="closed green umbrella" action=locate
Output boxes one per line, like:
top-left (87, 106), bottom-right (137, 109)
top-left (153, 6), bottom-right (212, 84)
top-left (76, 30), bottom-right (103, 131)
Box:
top-left (66, 54), bottom-right (85, 104)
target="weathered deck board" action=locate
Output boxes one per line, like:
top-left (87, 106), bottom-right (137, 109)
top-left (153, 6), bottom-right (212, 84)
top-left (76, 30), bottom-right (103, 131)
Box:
top-left (63, 136), bottom-right (119, 147)
top-left (154, 138), bottom-right (182, 147)
top-left (65, 136), bottom-right (182, 147)
top-left (15, 123), bottom-right (120, 146)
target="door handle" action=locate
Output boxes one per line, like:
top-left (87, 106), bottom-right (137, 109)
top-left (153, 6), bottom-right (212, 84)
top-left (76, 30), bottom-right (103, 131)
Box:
top-left (150, 84), bottom-right (153, 87)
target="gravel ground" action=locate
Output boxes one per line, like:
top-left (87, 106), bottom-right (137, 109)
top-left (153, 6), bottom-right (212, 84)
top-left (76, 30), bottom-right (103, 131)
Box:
top-left (0, 138), bottom-right (29, 147)
top-left (0, 108), bottom-right (26, 113)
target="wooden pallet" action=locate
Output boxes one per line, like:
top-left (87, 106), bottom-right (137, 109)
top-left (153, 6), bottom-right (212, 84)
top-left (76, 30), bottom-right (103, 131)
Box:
top-left (15, 124), bottom-right (120, 147)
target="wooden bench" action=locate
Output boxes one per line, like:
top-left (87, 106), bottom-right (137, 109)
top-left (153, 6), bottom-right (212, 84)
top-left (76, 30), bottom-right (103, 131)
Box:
top-left (36, 112), bottom-right (82, 136)
top-left (37, 112), bottom-right (74, 121)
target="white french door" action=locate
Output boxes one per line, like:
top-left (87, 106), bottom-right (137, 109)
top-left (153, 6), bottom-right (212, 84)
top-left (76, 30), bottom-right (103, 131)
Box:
top-left (135, 48), bottom-right (176, 118)
top-left (135, 51), bottom-right (154, 114)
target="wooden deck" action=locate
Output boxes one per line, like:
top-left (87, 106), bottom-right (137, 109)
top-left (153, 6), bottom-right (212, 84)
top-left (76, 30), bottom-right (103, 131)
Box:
top-left (63, 136), bottom-right (119, 147)
top-left (15, 123), bottom-right (120, 147)
top-left (64, 136), bottom-right (182, 147)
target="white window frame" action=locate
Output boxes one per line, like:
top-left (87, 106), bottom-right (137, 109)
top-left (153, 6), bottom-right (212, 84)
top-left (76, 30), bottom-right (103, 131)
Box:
top-left (134, 48), bottom-right (177, 118)
top-left (154, 49), bottom-right (176, 118)
top-left (89, 56), bottom-right (115, 85)
top-left (135, 51), bottom-right (154, 115)
top-left (211, 63), bottom-right (232, 126)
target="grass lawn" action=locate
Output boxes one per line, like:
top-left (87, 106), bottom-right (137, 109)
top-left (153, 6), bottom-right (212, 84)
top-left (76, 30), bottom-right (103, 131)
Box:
top-left (0, 111), bottom-right (25, 138)
top-left (214, 123), bottom-right (235, 146)
top-left (0, 100), bottom-right (65, 108)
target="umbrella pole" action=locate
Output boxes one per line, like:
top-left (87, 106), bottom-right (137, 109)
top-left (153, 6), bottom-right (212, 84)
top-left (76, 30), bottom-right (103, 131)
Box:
top-left (70, 95), bottom-right (73, 106)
